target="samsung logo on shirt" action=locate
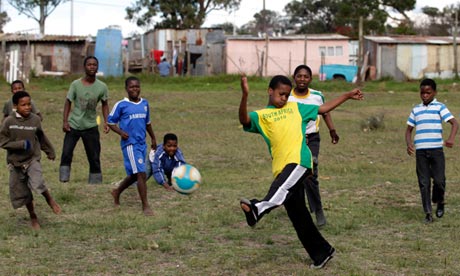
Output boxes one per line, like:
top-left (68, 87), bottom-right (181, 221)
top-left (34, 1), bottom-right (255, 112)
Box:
top-left (129, 113), bottom-right (147, 120)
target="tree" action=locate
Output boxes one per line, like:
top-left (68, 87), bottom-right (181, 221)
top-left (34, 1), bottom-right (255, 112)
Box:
top-left (0, 11), bottom-right (10, 33)
top-left (211, 22), bottom-right (236, 35)
top-left (415, 4), bottom-right (460, 36)
top-left (126, 0), bottom-right (241, 29)
top-left (284, 0), bottom-right (416, 37)
top-left (7, 0), bottom-right (67, 35)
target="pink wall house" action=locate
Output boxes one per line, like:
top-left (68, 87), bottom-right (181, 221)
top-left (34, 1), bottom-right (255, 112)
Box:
top-left (226, 34), bottom-right (351, 77)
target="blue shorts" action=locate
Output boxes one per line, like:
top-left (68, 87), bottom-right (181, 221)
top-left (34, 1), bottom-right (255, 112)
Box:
top-left (122, 144), bottom-right (147, 175)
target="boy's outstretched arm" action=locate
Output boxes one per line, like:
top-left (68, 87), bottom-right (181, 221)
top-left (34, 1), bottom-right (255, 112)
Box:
top-left (239, 76), bottom-right (251, 127)
top-left (146, 123), bottom-right (157, 150)
top-left (405, 125), bottom-right (415, 156)
top-left (445, 118), bottom-right (458, 148)
top-left (318, 88), bottom-right (363, 114)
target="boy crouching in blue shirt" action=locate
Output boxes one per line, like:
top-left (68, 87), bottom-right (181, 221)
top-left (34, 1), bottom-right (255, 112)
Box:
top-left (151, 133), bottom-right (186, 191)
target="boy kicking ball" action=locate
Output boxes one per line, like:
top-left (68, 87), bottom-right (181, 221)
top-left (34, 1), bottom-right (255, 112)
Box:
top-left (108, 77), bottom-right (157, 216)
top-left (0, 91), bottom-right (61, 230)
top-left (238, 75), bottom-right (363, 269)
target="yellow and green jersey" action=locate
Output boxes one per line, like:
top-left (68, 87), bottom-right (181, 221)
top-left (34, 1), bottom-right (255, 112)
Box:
top-left (244, 101), bottom-right (319, 177)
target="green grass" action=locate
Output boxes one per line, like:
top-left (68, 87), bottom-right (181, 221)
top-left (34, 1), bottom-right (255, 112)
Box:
top-left (1, 75), bottom-right (460, 275)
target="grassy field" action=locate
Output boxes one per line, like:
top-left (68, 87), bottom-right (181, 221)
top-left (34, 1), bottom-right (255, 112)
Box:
top-left (0, 75), bottom-right (460, 275)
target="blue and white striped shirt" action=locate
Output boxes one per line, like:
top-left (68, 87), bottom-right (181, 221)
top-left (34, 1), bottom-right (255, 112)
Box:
top-left (407, 99), bottom-right (454, 150)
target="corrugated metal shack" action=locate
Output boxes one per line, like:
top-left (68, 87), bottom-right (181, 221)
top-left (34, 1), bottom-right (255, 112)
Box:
top-left (124, 28), bottom-right (225, 76)
top-left (0, 33), bottom-right (94, 83)
top-left (364, 36), bottom-right (459, 81)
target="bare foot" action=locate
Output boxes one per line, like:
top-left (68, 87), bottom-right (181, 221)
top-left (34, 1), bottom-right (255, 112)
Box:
top-left (143, 207), bottom-right (154, 216)
top-left (111, 189), bottom-right (120, 206)
top-left (31, 218), bottom-right (41, 230)
top-left (49, 200), bottom-right (62, 214)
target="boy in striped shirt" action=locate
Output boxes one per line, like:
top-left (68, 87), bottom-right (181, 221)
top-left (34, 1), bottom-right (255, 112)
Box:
top-left (405, 78), bottom-right (458, 223)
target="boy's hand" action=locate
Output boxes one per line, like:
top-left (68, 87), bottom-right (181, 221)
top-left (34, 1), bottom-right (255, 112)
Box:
top-left (163, 183), bottom-right (174, 191)
top-left (445, 139), bottom-right (455, 148)
top-left (329, 129), bottom-right (339, 144)
top-left (241, 75), bottom-right (249, 96)
top-left (120, 132), bottom-right (129, 140)
top-left (103, 123), bottom-right (110, 134)
top-left (348, 88), bottom-right (364, 100)
top-left (24, 140), bottom-right (31, 151)
top-left (62, 121), bottom-right (71, 132)
top-left (407, 144), bottom-right (415, 156)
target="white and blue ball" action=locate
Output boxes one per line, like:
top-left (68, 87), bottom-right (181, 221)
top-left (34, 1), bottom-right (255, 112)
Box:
top-left (171, 164), bottom-right (201, 194)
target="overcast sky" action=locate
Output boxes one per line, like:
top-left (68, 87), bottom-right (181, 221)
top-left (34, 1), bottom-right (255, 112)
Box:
top-left (2, 0), bottom-right (459, 37)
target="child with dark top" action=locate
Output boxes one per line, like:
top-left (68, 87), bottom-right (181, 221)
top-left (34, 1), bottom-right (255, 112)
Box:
top-left (109, 77), bottom-right (157, 216)
top-left (151, 133), bottom-right (186, 190)
top-left (2, 80), bottom-right (42, 122)
top-left (238, 75), bottom-right (363, 269)
top-left (0, 91), bottom-right (61, 230)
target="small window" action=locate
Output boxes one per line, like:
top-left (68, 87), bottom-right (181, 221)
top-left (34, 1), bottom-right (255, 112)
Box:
top-left (327, 47), bottom-right (334, 56)
top-left (319, 46), bottom-right (326, 56)
top-left (335, 46), bottom-right (343, 56)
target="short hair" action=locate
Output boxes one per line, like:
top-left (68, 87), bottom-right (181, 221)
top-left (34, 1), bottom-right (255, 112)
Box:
top-left (293, 65), bottom-right (312, 77)
top-left (84, 56), bottom-right (98, 66)
top-left (11, 79), bottom-right (25, 89)
top-left (125, 76), bottom-right (140, 87)
top-left (12, 91), bottom-right (30, 105)
top-left (269, 75), bottom-right (292, 90)
top-left (420, 78), bottom-right (436, 91)
top-left (163, 133), bottom-right (178, 144)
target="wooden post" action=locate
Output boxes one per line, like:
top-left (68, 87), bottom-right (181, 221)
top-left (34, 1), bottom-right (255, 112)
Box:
top-left (358, 16), bottom-right (364, 83)
top-left (304, 34), bottom-right (307, 65)
top-left (454, 10), bottom-right (458, 79)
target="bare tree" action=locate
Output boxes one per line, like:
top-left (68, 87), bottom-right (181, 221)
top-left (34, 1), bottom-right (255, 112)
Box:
top-left (7, 0), bottom-right (67, 35)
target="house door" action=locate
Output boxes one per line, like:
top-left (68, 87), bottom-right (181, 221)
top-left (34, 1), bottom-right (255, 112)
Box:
top-left (5, 47), bottom-right (20, 83)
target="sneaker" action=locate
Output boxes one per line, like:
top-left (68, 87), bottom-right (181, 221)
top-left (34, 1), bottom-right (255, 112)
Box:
top-left (240, 198), bottom-right (257, 227)
top-left (310, 247), bottom-right (335, 269)
top-left (424, 213), bottom-right (433, 224)
top-left (315, 209), bottom-right (327, 227)
top-left (436, 203), bottom-right (444, 218)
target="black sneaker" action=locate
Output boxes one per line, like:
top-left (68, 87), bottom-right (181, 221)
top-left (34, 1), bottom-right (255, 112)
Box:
top-left (240, 198), bottom-right (257, 227)
top-left (424, 213), bottom-right (433, 224)
top-left (436, 203), bottom-right (444, 218)
top-left (310, 247), bottom-right (335, 269)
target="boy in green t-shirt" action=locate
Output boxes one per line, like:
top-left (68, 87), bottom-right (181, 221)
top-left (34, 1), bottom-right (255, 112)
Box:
top-left (59, 56), bottom-right (110, 184)
top-left (238, 75), bottom-right (363, 269)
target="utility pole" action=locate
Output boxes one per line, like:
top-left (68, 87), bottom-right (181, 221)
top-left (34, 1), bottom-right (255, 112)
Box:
top-left (358, 16), bottom-right (364, 83)
top-left (70, 0), bottom-right (74, 35)
top-left (303, 34), bottom-right (307, 64)
top-left (454, 10), bottom-right (458, 79)
top-left (263, 0), bottom-right (269, 77)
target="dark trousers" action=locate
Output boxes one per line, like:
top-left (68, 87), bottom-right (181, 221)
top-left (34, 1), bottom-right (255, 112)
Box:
top-left (416, 148), bottom-right (446, 214)
top-left (251, 163), bottom-right (332, 263)
top-left (60, 127), bottom-right (101, 174)
top-left (305, 132), bottom-right (323, 213)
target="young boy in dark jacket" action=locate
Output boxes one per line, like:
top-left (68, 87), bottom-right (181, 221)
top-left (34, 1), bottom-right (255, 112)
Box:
top-left (0, 91), bottom-right (61, 230)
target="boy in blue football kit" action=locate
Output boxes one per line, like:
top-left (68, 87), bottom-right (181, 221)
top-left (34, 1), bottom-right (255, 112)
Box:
top-left (109, 77), bottom-right (157, 216)
top-left (151, 133), bottom-right (187, 190)
top-left (405, 78), bottom-right (458, 223)
top-left (238, 75), bottom-right (363, 269)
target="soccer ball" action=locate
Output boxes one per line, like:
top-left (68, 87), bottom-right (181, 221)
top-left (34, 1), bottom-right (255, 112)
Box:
top-left (171, 164), bottom-right (201, 194)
